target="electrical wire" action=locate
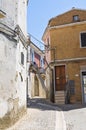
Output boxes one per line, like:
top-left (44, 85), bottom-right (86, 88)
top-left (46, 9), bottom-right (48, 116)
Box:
top-left (28, 33), bottom-right (46, 47)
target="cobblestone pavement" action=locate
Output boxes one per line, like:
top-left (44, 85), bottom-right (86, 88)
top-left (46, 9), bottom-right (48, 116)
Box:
top-left (58, 104), bottom-right (86, 130)
top-left (6, 98), bottom-right (65, 130)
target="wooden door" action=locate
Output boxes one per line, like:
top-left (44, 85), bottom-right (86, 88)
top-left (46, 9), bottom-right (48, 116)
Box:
top-left (55, 65), bottom-right (66, 91)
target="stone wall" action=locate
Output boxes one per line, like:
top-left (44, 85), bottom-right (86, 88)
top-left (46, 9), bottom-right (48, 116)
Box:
top-left (0, 0), bottom-right (28, 129)
top-left (42, 9), bottom-right (86, 103)
top-left (50, 23), bottom-right (86, 61)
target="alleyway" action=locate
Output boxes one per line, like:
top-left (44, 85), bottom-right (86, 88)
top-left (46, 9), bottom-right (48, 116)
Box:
top-left (6, 98), bottom-right (65, 130)
top-left (6, 98), bottom-right (86, 130)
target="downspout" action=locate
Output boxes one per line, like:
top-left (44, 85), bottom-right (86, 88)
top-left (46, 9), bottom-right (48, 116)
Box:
top-left (44, 46), bottom-right (56, 101)
top-left (53, 66), bottom-right (55, 103)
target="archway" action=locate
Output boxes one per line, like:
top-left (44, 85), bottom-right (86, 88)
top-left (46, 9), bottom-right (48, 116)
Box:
top-left (34, 75), bottom-right (39, 96)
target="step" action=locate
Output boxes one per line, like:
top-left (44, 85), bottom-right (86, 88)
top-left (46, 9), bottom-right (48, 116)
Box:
top-left (55, 91), bottom-right (65, 104)
top-left (55, 96), bottom-right (65, 100)
top-left (55, 94), bottom-right (65, 97)
top-left (55, 91), bottom-right (65, 94)
top-left (55, 100), bottom-right (65, 104)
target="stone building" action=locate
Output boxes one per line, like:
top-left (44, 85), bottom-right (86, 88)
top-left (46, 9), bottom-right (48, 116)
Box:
top-left (27, 39), bottom-right (47, 99)
top-left (42, 8), bottom-right (86, 104)
top-left (0, 0), bottom-right (29, 129)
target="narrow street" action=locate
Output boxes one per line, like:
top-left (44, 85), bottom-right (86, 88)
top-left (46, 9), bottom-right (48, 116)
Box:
top-left (6, 98), bottom-right (86, 130)
top-left (6, 98), bottom-right (65, 130)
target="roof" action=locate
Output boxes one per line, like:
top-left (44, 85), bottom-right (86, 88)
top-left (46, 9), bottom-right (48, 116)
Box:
top-left (48, 8), bottom-right (86, 27)
top-left (42, 8), bottom-right (86, 40)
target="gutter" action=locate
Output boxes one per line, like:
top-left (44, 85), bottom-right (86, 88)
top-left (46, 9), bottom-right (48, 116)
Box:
top-left (49, 21), bottom-right (86, 30)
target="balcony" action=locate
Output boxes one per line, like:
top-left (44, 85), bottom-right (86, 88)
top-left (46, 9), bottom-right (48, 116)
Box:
top-left (0, 9), bottom-right (6, 18)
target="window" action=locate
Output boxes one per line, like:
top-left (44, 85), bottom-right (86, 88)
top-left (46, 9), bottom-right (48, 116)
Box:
top-left (30, 49), bottom-right (34, 62)
top-left (21, 52), bottom-right (24, 65)
top-left (73, 15), bottom-right (79, 22)
top-left (32, 52), bottom-right (34, 62)
top-left (80, 32), bottom-right (86, 47)
top-left (40, 59), bottom-right (43, 67)
top-left (19, 72), bottom-right (23, 82)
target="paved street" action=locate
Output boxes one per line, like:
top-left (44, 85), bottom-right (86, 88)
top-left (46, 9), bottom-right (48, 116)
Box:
top-left (6, 98), bottom-right (65, 130)
top-left (6, 98), bottom-right (86, 130)
top-left (58, 104), bottom-right (86, 130)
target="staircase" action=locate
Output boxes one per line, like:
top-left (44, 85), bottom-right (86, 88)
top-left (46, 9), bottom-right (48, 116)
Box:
top-left (55, 91), bottom-right (65, 104)
top-left (29, 62), bottom-right (48, 94)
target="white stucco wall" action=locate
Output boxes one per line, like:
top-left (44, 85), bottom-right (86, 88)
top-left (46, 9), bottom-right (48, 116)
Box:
top-left (0, 0), bottom-right (27, 31)
top-left (17, 0), bottom-right (27, 34)
top-left (16, 0), bottom-right (28, 107)
top-left (0, 0), bottom-right (28, 121)
top-left (15, 0), bottom-right (27, 107)
top-left (16, 41), bottom-right (27, 107)
top-left (0, 0), bottom-right (17, 28)
top-left (0, 34), bottom-right (17, 118)
top-left (0, 35), bottom-right (27, 119)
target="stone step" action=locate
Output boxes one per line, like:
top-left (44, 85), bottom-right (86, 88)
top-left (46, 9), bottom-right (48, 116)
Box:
top-left (55, 94), bottom-right (65, 97)
top-left (55, 96), bottom-right (65, 100)
top-left (55, 91), bottom-right (65, 104)
top-left (55, 90), bottom-right (64, 93)
top-left (55, 100), bottom-right (65, 104)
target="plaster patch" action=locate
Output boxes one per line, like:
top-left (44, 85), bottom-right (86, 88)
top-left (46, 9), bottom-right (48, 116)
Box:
top-left (0, 98), bottom-right (8, 118)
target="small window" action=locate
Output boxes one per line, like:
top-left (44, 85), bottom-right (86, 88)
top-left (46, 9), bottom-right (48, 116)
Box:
top-left (21, 52), bottom-right (24, 65)
top-left (80, 32), bottom-right (86, 47)
top-left (73, 15), bottom-right (79, 21)
top-left (32, 52), bottom-right (34, 62)
top-left (19, 72), bottom-right (23, 82)
top-left (40, 59), bottom-right (43, 67)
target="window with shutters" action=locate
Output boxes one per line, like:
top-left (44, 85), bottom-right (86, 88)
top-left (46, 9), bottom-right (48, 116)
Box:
top-left (80, 32), bottom-right (86, 48)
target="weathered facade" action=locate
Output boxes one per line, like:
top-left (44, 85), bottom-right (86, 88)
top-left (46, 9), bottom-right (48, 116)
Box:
top-left (27, 40), bottom-right (47, 98)
top-left (0, 0), bottom-right (28, 129)
top-left (42, 8), bottom-right (86, 104)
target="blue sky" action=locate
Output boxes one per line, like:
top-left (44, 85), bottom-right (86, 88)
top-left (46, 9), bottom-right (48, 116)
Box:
top-left (27, 0), bottom-right (86, 43)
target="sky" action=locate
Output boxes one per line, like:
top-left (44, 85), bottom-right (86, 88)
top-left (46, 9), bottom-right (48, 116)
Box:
top-left (27, 0), bottom-right (86, 48)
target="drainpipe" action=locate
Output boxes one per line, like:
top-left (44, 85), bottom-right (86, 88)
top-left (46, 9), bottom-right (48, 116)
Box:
top-left (44, 46), bottom-right (56, 102)
top-left (49, 47), bottom-right (56, 102)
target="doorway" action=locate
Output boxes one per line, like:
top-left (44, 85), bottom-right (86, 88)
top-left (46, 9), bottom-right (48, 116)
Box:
top-left (55, 65), bottom-right (66, 91)
top-left (34, 75), bottom-right (39, 96)
top-left (82, 71), bottom-right (86, 103)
